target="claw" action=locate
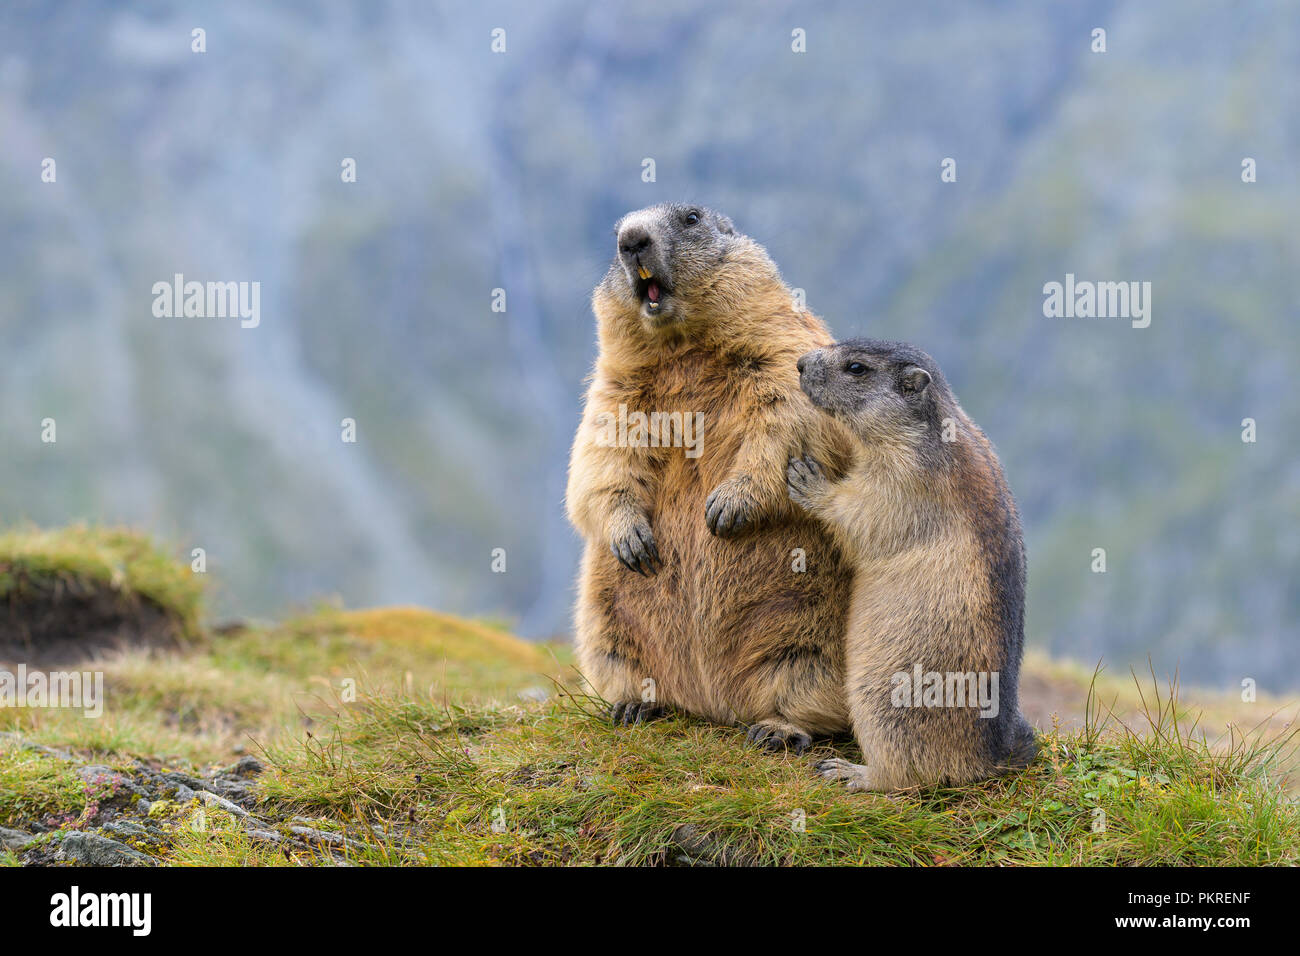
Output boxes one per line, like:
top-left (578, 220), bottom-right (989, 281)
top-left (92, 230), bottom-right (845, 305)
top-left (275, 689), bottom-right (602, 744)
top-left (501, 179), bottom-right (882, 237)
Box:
top-left (642, 532), bottom-right (661, 569)
top-left (705, 482), bottom-right (754, 537)
top-left (611, 700), bottom-right (665, 726)
top-left (610, 542), bottom-right (645, 576)
top-left (610, 521), bottom-right (660, 576)
top-left (745, 720), bottom-right (813, 754)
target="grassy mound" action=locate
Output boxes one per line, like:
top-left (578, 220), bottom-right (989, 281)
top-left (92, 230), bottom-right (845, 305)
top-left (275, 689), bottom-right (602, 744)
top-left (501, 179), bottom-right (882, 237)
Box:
top-left (242, 679), bottom-right (1298, 866)
top-left (0, 525), bottom-right (203, 661)
top-left (0, 604), bottom-right (569, 763)
top-left (1, 600), bottom-right (1296, 866)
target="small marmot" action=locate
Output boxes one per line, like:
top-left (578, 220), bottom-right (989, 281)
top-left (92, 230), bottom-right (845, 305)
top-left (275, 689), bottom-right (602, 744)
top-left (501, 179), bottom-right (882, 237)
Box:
top-left (566, 204), bottom-right (857, 750)
top-left (786, 338), bottom-right (1037, 790)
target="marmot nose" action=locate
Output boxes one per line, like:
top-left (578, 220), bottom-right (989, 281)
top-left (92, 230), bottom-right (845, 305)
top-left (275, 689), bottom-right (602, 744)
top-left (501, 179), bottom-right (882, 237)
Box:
top-left (618, 225), bottom-right (652, 257)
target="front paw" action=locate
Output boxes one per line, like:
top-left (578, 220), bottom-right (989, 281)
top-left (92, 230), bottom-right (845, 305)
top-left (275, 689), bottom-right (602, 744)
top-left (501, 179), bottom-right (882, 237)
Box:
top-left (786, 455), bottom-right (828, 509)
top-left (609, 515), bottom-right (660, 576)
top-left (704, 476), bottom-right (761, 537)
top-left (814, 757), bottom-right (877, 793)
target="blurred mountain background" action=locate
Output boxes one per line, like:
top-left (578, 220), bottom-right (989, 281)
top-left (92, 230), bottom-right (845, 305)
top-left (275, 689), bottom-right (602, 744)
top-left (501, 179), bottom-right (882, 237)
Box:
top-left (0, 0), bottom-right (1296, 689)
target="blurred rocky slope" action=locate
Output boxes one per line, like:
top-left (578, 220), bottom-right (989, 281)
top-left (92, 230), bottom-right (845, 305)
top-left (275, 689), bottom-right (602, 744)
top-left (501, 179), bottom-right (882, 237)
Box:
top-left (0, 0), bottom-right (1295, 687)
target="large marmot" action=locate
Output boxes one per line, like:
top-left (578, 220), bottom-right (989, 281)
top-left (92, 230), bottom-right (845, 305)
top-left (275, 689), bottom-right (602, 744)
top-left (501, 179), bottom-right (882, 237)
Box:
top-left (787, 338), bottom-right (1038, 789)
top-left (566, 203), bottom-right (856, 749)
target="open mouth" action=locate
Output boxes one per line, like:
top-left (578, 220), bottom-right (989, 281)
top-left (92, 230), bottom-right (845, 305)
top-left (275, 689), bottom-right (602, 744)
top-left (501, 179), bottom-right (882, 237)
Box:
top-left (633, 263), bottom-right (671, 316)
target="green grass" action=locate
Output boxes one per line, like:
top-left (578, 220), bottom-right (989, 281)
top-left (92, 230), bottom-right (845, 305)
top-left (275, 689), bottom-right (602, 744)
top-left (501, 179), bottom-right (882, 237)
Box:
top-left (243, 673), bottom-right (1299, 866)
top-left (1, 605), bottom-right (571, 764)
top-left (0, 744), bottom-right (89, 826)
top-left (1, 526), bottom-right (1296, 866)
top-left (3, 617), bottom-right (1296, 865)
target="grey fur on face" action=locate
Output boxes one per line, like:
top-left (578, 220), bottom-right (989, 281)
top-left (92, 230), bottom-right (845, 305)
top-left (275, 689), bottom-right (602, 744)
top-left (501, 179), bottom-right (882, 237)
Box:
top-left (601, 203), bottom-right (738, 328)
top-left (797, 338), bottom-right (948, 454)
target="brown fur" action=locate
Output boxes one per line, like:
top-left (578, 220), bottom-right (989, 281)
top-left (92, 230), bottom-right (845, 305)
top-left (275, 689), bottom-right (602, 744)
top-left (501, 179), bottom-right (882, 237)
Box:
top-left (789, 339), bottom-right (1037, 790)
top-left (566, 205), bottom-right (856, 744)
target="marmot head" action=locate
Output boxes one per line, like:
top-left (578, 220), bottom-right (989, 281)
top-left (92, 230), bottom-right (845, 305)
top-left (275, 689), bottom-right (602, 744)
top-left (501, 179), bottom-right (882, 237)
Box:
top-left (597, 203), bottom-right (748, 331)
top-left (797, 338), bottom-right (951, 452)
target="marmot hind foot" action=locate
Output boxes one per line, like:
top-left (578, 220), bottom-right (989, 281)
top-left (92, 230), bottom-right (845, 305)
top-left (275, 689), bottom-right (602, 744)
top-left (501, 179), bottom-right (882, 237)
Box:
top-left (745, 718), bottom-right (813, 754)
top-left (610, 699), bottom-right (666, 726)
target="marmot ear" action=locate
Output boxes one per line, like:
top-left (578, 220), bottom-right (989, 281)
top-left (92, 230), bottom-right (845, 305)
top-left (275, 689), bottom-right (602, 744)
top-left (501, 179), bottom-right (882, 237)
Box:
top-left (900, 366), bottom-right (931, 394)
top-left (716, 214), bottom-right (736, 236)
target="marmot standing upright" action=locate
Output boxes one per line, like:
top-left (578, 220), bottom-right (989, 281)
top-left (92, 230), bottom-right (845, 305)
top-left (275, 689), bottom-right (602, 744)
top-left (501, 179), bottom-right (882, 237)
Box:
top-left (566, 204), bottom-right (857, 749)
top-left (787, 338), bottom-right (1037, 790)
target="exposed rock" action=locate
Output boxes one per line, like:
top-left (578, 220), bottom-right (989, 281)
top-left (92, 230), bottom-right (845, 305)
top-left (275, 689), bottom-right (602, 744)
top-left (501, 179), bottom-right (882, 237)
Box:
top-left (161, 771), bottom-right (205, 792)
top-left (212, 780), bottom-right (252, 802)
top-left (101, 821), bottom-right (154, 841)
top-left (0, 827), bottom-right (33, 851)
top-left (76, 764), bottom-right (153, 801)
top-left (198, 789), bottom-right (249, 818)
top-left (227, 755), bottom-right (265, 778)
top-left (288, 825), bottom-right (347, 847)
top-left (57, 832), bottom-right (151, 867)
top-left (76, 764), bottom-right (121, 784)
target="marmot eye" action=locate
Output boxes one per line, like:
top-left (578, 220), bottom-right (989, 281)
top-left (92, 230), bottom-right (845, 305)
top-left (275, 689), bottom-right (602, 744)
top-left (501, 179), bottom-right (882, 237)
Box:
top-left (683, 211), bottom-right (700, 225)
top-left (846, 362), bottom-right (868, 375)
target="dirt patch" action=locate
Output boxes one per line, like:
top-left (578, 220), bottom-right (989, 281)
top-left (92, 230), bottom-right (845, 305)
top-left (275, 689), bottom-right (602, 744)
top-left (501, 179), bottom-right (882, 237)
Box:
top-left (0, 579), bottom-right (186, 666)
